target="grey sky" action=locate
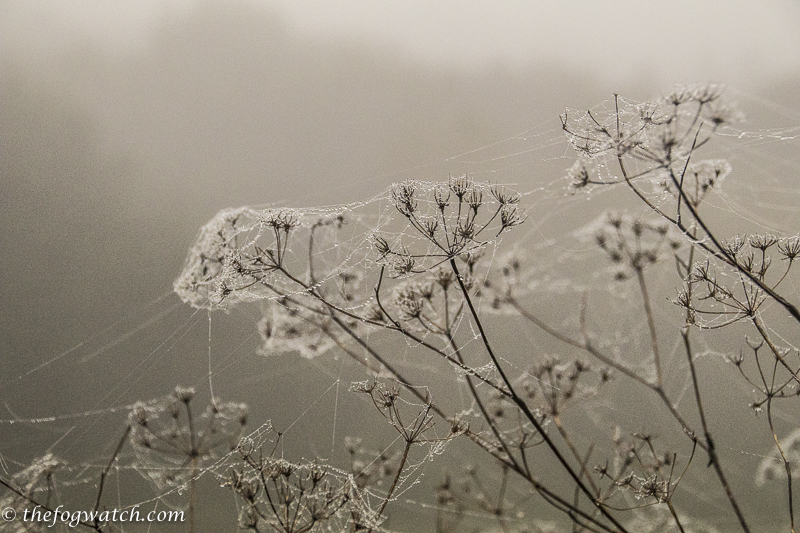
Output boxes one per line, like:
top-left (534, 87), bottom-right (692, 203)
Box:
top-left (4, 0), bottom-right (800, 85)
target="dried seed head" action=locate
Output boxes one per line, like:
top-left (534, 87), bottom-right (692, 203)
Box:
top-left (449, 175), bottom-right (473, 200)
top-left (391, 182), bottom-right (418, 217)
top-left (565, 159), bottom-right (591, 191)
top-left (500, 205), bottom-right (524, 230)
top-left (779, 236), bottom-right (800, 260)
top-left (392, 254), bottom-right (416, 277)
top-left (432, 266), bottom-right (455, 290)
top-left (174, 386), bottom-right (195, 403)
top-left (491, 185), bottom-right (521, 205)
top-left (749, 234), bottom-right (779, 251)
top-left (372, 234), bottom-right (392, 259)
top-left (466, 189), bottom-right (483, 213)
top-left (434, 185), bottom-right (450, 211)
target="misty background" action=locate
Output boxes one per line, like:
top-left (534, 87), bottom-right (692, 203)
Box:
top-left (2, 1), bottom-right (800, 530)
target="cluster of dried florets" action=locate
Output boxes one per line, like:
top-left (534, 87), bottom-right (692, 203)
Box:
top-left (475, 250), bottom-right (532, 313)
top-left (657, 158), bottom-right (732, 208)
top-left (379, 263), bottom-right (469, 335)
top-left (595, 429), bottom-right (683, 507)
top-left (174, 204), bottom-right (377, 361)
top-left (563, 84), bottom-right (740, 163)
top-left (174, 208), bottom-right (346, 310)
top-left (174, 207), bottom-right (261, 309)
top-left (226, 443), bottom-right (372, 533)
top-left (173, 179), bottom-right (528, 369)
top-left (128, 386), bottom-right (247, 491)
top-left (375, 177), bottom-right (523, 276)
top-left (561, 85), bottom-right (740, 197)
top-left (586, 211), bottom-right (679, 281)
top-left (675, 233), bottom-right (800, 327)
top-left (518, 358), bottom-right (611, 417)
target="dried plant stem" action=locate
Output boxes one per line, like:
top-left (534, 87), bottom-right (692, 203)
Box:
top-left (667, 500), bottom-right (687, 533)
top-left (515, 297), bottom-right (701, 445)
top-left (446, 331), bottom-right (520, 471)
top-left (92, 425), bottom-right (131, 529)
top-left (767, 396), bottom-right (795, 532)
top-left (495, 465), bottom-right (510, 533)
top-left (510, 297), bottom-right (648, 387)
top-left (752, 316), bottom-right (800, 385)
top-left (553, 414), bottom-right (599, 496)
top-left (449, 258), bottom-right (629, 533)
top-left (189, 456), bottom-right (198, 533)
top-left (634, 267), bottom-right (662, 387)
top-left (369, 439), bottom-right (413, 533)
top-left (681, 328), bottom-right (750, 533)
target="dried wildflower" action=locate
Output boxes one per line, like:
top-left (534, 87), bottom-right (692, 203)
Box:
top-left (691, 84), bottom-right (723, 104)
top-left (452, 219), bottom-right (474, 242)
top-left (129, 389), bottom-right (247, 493)
top-left (702, 98), bottom-right (744, 126)
top-left (491, 185), bottom-right (521, 205)
top-left (226, 453), bottom-right (364, 533)
top-left (720, 234), bottom-right (746, 257)
top-left (174, 206), bottom-right (258, 308)
top-left (373, 179), bottom-right (525, 279)
top-left (479, 251), bottom-right (530, 313)
top-left (174, 385), bottom-right (195, 404)
top-left (500, 205), bottom-right (524, 230)
top-left (258, 303), bottom-right (337, 359)
top-left (391, 280), bottom-right (429, 320)
top-left (422, 217), bottom-right (439, 239)
top-left (666, 86), bottom-right (697, 106)
top-left (466, 189), bottom-right (482, 214)
top-left (372, 234), bottom-right (392, 259)
top-left (362, 301), bottom-right (386, 323)
top-left (565, 159), bottom-right (591, 191)
top-left (432, 266), bottom-right (455, 290)
top-left (778, 236), bottom-right (800, 261)
top-left (392, 253), bottom-right (416, 277)
top-left (459, 248), bottom-right (484, 270)
top-left (562, 85), bottom-right (740, 208)
top-left (584, 211), bottom-right (676, 279)
top-left (658, 158), bottom-right (732, 208)
top-left (391, 181), bottom-right (418, 217)
top-left (449, 175), bottom-right (474, 200)
top-left (434, 184), bottom-right (451, 211)
top-left (262, 209), bottom-right (300, 232)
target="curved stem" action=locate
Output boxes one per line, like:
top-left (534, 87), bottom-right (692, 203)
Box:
top-left (682, 327), bottom-right (750, 533)
top-left (449, 258), bottom-right (629, 533)
top-left (635, 268), bottom-right (662, 387)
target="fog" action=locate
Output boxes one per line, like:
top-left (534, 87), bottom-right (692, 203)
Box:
top-left (2, 1), bottom-right (800, 530)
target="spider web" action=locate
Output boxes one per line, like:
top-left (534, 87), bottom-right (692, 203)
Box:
top-left (2, 86), bottom-right (800, 532)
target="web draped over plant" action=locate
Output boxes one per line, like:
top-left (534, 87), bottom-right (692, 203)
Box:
top-left (3, 85), bottom-right (800, 532)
